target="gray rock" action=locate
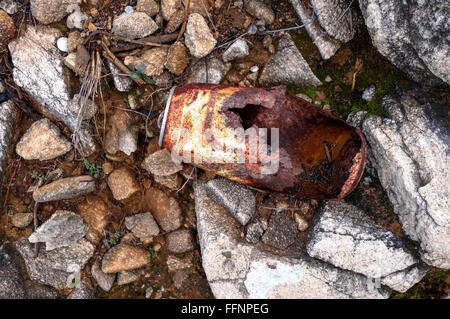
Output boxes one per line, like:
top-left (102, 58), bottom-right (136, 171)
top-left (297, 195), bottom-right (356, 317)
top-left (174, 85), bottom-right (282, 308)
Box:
top-left (117, 270), bottom-right (140, 285)
top-left (137, 0), bottom-right (160, 17)
top-left (259, 33), bottom-right (322, 87)
top-left (307, 201), bottom-right (428, 291)
top-left (204, 178), bottom-right (256, 226)
top-left (67, 94), bottom-right (98, 121)
top-left (261, 212), bottom-right (298, 250)
top-left (358, 0), bottom-right (448, 87)
top-left (184, 13), bottom-right (217, 58)
top-left (245, 0), bottom-right (275, 25)
top-left (356, 88), bottom-right (450, 268)
top-left (222, 39), bottom-right (249, 62)
top-left (107, 60), bottom-right (134, 92)
top-left (28, 210), bottom-right (88, 251)
top-left (362, 84), bottom-right (376, 102)
top-left (67, 282), bottom-right (95, 299)
top-left (33, 176), bottom-right (96, 203)
top-left (0, 244), bottom-right (57, 299)
top-left (125, 213), bottom-right (160, 241)
top-left (11, 213), bottom-right (34, 228)
top-left (91, 260), bottom-right (115, 292)
top-left (153, 173), bottom-right (181, 190)
top-left (195, 180), bottom-right (390, 298)
top-left (112, 12), bottom-right (159, 39)
top-left (141, 149), bottom-right (183, 176)
top-left (16, 119), bottom-right (72, 161)
top-left (245, 218), bottom-right (266, 244)
top-left (0, 0), bottom-right (19, 14)
top-left (15, 238), bottom-right (95, 288)
top-left (381, 263), bottom-right (429, 293)
top-left (166, 229), bottom-right (195, 253)
top-left (0, 100), bottom-right (16, 179)
top-left (310, 0), bottom-right (360, 43)
top-left (30, 0), bottom-right (79, 24)
top-left (288, 0), bottom-right (340, 60)
top-left (8, 25), bottom-right (95, 154)
top-left (186, 57), bottom-right (228, 84)
top-left (167, 254), bottom-right (193, 272)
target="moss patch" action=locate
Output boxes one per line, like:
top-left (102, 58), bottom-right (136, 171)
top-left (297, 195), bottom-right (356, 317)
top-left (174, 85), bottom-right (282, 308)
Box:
top-left (391, 269), bottom-right (450, 299)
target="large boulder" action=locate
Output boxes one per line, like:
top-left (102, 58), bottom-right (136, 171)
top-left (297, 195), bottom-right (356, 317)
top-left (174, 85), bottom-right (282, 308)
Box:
top-left (347, 88), bottom-right (450, 269)
top-left (358, 0), bottom-right (449, 87)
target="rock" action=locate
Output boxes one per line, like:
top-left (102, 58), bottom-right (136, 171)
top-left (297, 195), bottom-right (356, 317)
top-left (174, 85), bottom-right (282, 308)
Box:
top-left (185, 56), bottom-right (228, 84)
top-left (67, 94), bottom-right (98, 121)
top-left (245, 218), bottom-right (265, 244)
top-left (107, 60), bottom-right (134, 92)
top-left (325, 75), bottom-right (333, 82)
top-left (23, 281), bottom-right (57, 299)
top-left (91, 260), bottom-right (115, 291)
top-left (9, 25), bottom-right (95, 154)
top-left (165, 7), bottom-right (184, 33)
top-left (102, 244), bottom-right (150, 273)
top-left (307, 201), bottom-right (428, 291)
top-left (0, 0), bottom-right (19, 14)
top-left (353, 88), bottom-right (450, 268)
top-left (204, 178), bottom-right (256, 226)
top-left (259, 33), bottom-right (322, 87)
top-left (153, 173), bottom-right (181, 190)
top-left (117, 270), bottom-right (140, 285)
top-left (11, 213), bottom-right (34, 228)
top-left (261, 212), bottom-right (298, 250)
top-left (310, 0), bottom-right (360, 43)
top-left (137, 0), bottom-right (160, 17)
top-left (112, 12), bottom-right (158, 39)
top-left (28, 210), bottom-right (88, 251)
top-left (30, 0), bottom-right (79, 24)
top-left (0, 10), bottom-right (15, 50)
top-left (15, 238), bottom-right (94, 289)
top-left (56, 37), bottom-right (69, 53)
top-left (166, 229), bottom-right (195, 253)
top-left (124, 47), bottom-right (168, 78)
top-left (358, 0), bottom-right (448, 87)
top-left (245, 0), bottom-right (275, 25)
top-left (125, 213), bottom-right (160, 241)
top-left (66, 5), bottom-right (88, 30)
top-left (165, 41), bottom-right (189, 76)
top-left (362, 84), bottom-right (376, 102)
top-left (142, 149), bottom-right (183, 176)
top-left (145, 187), bottom-right (183, 232)
top-left (33, 175), bottom-right (96, 203)
top-left (183, 0), bottom-right (213, 17)
top-left (161, 0), bottom-right (181, 20)
top-left (184, 13), bottom-right (217, 58)
top-left (107, 167), bottom-right (140, 200)
top-left (167, 254), bottom-right (193, 272)
top-left (67, 31), bottom-right (83, 52)
top-left (222, 39), bottom-right (249, 62)
top-left (0, 100), bottom-right (16, 178)
top-left (77, 196), bottom-right (109, 245)
top-left (195, 180), bottom-right (390, 298)
top-left (294, 213), bottom-right (309, 232)
top-left (381, 263), bottom-right (429, 293)
top-left (288, 0), bottom-right (340, 60)
top-left (67, 282), bottom-right (94, 299)
top-left (145, 287), bottom-right (153, 298)
top-left (15, 119), bottom-right (72, 161)
top-left (104, 109), bottom-right (138, 156)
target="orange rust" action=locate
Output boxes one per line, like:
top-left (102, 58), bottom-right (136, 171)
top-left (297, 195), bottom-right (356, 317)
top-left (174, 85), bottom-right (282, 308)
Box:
top-left (161, 84), bottom-right (367, 200)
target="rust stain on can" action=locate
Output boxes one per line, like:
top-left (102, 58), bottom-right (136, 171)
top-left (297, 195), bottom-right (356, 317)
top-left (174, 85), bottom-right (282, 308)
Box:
top-left (160, 83), bottom-right (367, 200)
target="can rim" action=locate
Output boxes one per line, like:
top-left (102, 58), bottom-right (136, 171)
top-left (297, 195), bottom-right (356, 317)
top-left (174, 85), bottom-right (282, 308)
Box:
top-left (158, 86), bottom-right (177, 147)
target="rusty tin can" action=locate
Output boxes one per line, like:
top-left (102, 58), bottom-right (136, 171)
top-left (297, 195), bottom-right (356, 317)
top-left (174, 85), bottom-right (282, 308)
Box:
top-left (159, 84), bottom-right (366, 200)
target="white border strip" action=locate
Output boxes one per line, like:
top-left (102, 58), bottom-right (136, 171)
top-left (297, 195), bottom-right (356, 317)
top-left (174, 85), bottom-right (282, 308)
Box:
top-left (158, 86), bottom-right (177, 147)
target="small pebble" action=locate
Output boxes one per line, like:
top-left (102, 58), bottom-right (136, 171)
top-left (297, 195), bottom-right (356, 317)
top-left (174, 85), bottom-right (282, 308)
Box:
top-left (250, 66), bottom-right (259, 73)
top-left (124, 6), bottom-right (134, 13)
top-left (56, 37), bottom-right (68, 52)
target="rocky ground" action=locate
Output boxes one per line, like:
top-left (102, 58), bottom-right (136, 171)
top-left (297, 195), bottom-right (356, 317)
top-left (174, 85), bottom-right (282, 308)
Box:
top-left (0, 0), bottom-right (448, 299)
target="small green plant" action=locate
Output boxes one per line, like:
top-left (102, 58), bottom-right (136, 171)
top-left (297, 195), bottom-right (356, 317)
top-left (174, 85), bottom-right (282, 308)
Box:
top-left (31, 171), bottom-right (48, 182)
top-left (84, 159), bottom-right (102, 178)
top-left (148, 247), bottom-right (158, 259)
top-left (104, 231), bottom-right (121, 246)
top-left (130, 64), bottom-right (155, 84)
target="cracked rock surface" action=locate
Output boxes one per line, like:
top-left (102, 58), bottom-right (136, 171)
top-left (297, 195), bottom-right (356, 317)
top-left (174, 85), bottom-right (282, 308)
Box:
top-left (348, 88), bottom-right (450, 269)
top-left (307, 201), bottom-right (429, 292)
top-left (195, 180), bottom-right (390, 298)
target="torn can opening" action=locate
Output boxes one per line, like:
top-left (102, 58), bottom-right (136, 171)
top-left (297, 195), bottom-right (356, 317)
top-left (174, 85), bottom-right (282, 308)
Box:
top-left (159, 83), bottom-right (366, 200)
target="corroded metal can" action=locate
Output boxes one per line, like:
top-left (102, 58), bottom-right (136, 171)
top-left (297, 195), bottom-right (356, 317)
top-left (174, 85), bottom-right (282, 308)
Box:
top-left (159, 84), bottom-right (366, 200)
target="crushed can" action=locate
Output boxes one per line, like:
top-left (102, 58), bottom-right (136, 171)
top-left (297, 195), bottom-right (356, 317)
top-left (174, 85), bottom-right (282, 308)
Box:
top-left (158, 84), bottom-right (366, 200)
